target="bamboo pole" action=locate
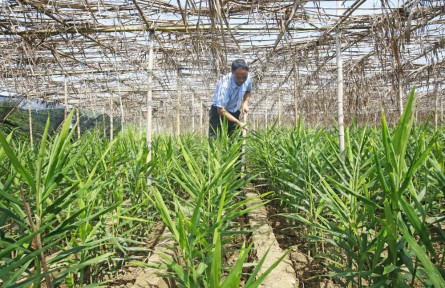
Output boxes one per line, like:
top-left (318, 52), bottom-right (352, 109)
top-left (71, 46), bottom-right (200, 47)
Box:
top-left (4, 23), bottom-right (404, 37)
top-left (27, 94), bottom-right (33, 147)
top-left (294, 64), bottom-right (299, 127)
top-left (241, 113), bottom-right (248, 176)
top-left (76, 106), bottom-right (81, 139)
top-left (64, 76), bottom-right (68, 120)
top-left (146, 31), bottom-right (154, 170)
top-left (441, 91), bottom-right (444, 124)
top-left (265, 98), bottom-right (268, 130)
top-left (109, 96), bottom-right (114, 141)
top-left (278, 94), bottom-right (282, 127)
top-left (103, 114), bottom-right (106, 138)
top-left (118, 75), bottom-right (124, 132)
top-left (2, 99), bottom-right (23, 123)
top-left (119, 94), bottom-right (124, 133)
top-left (176, 70), bottom-right (181, 137)
top-left (398, 80), bottom-right (403, 117)
top-left (337, 0), bottom-right (345, 159)
top-left (192, 92), bottom-right (195, 132)
top-left (435, 88), bottom-right (438, 130)
top-left (199, 100), bottom-right (203, 135)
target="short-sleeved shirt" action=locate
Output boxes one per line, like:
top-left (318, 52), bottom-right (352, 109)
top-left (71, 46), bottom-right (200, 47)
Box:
top-left (212, 72), bottom-right (252, 113)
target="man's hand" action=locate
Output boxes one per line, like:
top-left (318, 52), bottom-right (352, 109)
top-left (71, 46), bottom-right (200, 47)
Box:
top-left (238, 121), bottom-right (248, 131)
top-left (242, 104), bottom-right (249, 115)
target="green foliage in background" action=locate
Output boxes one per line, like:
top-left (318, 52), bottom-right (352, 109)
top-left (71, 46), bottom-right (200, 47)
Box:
top-left (0, 111), bottom-right (156, 286)
top-left (248, 88), bottom-right (445, 287)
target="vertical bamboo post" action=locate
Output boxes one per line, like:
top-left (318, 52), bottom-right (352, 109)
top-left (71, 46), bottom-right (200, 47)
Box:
top-left (192, 92), bottom-right (195, 132)
top-left (435, 89), bottom-right (438, 130)
top-left (119, 95), bottom-right (124, 133)
top-left (176, 69), bottom-right (181, 137)
top-left (398, 81), bottom-right (403, 117)
top-left (64, 76), bottom-right (68, 120)
top-left (103, 114), bottom-right (106, 138)
top-left (441, 90), bottom-right (444, 124)
top-left (241, 113), bottom-right (248, 176)
top-left (336, 0), bottom-right (345, 159)
top-left (200, 100), bottom-right (203, 135)
top-left (109, 96), bottom-right (114, 141)
top-left (294, 64), bottom-right (299, 127)
top-left (76, 106), bottom-right (81, 139)
top-left (27, 94), bottom-right (33, 147)
top-left (146, 31), bottom-right (154, 170)
top-left (265, 97), bottom-right (268, 129)
top-left (278, 94), bottom-right (282, 126)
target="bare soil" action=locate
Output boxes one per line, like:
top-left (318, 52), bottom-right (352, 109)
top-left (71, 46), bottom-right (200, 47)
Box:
top-left (266, 201), bottom-right (340, 288)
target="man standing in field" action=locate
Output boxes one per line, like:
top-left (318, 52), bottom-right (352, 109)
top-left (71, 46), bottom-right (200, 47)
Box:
top-left (209, 59), bottom-right (252, 138)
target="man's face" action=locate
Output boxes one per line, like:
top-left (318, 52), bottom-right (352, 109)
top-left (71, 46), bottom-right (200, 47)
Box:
top-left (233, 68), bottom-right (248, 86)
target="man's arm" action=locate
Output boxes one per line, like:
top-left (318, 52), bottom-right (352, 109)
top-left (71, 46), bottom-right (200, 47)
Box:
top-left (217, 107), bottom-right (245, 126)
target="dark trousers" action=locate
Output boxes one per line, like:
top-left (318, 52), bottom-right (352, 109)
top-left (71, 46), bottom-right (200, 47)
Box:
top-left (208, 105), bottom-right (241, 138)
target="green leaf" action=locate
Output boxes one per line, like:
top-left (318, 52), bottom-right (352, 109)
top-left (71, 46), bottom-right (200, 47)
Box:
top-left (399, 221), bottom-right (445, 287)
top-left (383, 265), bottom-right (399, 275)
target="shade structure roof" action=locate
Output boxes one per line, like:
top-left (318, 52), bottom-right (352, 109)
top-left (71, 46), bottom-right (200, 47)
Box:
top-left (1, 0), bottom-right (444, 126)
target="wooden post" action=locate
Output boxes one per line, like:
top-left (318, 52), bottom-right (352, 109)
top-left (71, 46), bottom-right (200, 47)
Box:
top-left (336, 0), bottom-right (345, 159)
top-left (441, 90), bottom-right (444, 124)
top-left (146, 31), bottom-right (154, 170)
top-left (176, 70), bottom-right (181, 137)
top-left (103, 114), bottom-right (106, 138)
top-left (241, 113), bottom-right (248, 175)
top-left (27, 94), bottom-right (33, 147)
top-left (119, 94), bottom-right (124, 133)
top-left (64, 76), bottom-right (68, 120)
top-left (434, 89), bottom-right (438, 129)
top-left (200, 100), bottom-right (203, 135)
top-left (109, 96), bottom-right (113, 141)
top-left (398, 81), bottom-right (403, 117)
top-left (192, 92), bottom-right (195, 132)
top-left (76, 106), bottom-right (81, 139)
top-left (294, 64), bottom-right (299, 127)
top-left (265, 98), bottom-right (268, 129)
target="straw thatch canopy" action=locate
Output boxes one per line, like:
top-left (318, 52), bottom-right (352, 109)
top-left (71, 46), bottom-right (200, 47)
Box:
top-left (1, 0), bottom-right (444, 130)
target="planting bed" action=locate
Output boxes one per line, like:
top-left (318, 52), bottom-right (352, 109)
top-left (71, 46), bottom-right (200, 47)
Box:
top-left (266, 201), bottom-right (339, 288)
top-left (107, 186), bottom-right (342, 288)
top-left (2, 93), bottom-right (444, 287)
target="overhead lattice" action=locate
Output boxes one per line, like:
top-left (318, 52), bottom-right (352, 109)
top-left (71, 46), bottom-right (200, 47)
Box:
top-left (1, 0), bottom-right (444, 131)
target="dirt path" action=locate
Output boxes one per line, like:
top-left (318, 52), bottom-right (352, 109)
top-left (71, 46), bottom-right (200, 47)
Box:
top-left (246, 189), bottom-right (299, 288)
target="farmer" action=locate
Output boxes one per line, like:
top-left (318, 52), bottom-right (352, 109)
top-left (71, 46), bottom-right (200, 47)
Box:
top-left (208, 59), bottom-right (252, 138)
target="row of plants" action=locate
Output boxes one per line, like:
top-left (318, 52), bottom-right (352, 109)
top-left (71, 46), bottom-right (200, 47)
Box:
top-left (0, 111), bottom-right (177, 286)
top-left (1, 111), bottom-right (283, 287)
top-left (247, 89), bottom-right (445, 287)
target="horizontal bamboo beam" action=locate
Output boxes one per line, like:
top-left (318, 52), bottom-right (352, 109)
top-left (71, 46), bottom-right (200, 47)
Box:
top-left (1, 23), bottom-right (375, 36)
